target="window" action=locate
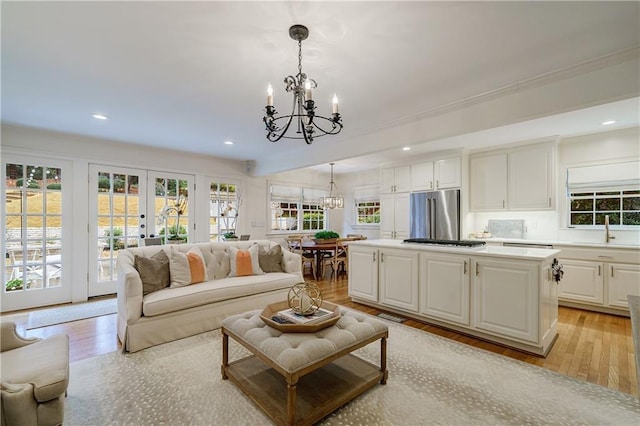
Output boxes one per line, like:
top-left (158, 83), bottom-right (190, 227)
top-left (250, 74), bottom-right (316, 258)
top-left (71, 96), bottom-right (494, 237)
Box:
top-left (356, 201), bottom-right (381, 225)
top-left (269, 184), bottom-right (326, 232)
top-left (567, 161), bottom-right (640, 227)
top-left (209, 181), bottom-right (238, 241)
top-left (569, 190), bottom-right (640, 226)
top-left (353, 186), bottom-right (380, 226)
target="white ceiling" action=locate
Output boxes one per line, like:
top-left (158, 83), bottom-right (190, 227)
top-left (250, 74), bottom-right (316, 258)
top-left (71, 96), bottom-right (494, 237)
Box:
top-left (2, 1), bottom-right (639, 175)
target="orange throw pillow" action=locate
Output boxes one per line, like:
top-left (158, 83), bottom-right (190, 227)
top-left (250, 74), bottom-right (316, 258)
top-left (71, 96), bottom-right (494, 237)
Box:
top-left (228, 245), bottom-right (264, 277)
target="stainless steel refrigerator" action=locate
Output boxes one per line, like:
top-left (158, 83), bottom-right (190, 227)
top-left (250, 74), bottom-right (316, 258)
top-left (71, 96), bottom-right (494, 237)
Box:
top-left (409, 189), bottom-right (461, 240)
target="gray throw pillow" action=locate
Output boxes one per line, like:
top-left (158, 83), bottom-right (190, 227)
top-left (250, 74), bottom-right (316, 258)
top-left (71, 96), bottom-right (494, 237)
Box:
top-left (134, 250), bottom-right (171, 296)
top-left (257, 244), bottom-right (283, 273)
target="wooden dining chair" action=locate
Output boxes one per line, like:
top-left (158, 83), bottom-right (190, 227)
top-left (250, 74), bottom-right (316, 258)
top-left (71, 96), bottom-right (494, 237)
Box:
top-left (322, 239), bottom-right (348, 279)
top-left (285, 236), bottom-right (317, 279)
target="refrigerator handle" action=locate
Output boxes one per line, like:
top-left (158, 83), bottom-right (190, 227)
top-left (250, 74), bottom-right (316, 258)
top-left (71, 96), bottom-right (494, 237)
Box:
top-left (430, 198), bottom-right (436, 239)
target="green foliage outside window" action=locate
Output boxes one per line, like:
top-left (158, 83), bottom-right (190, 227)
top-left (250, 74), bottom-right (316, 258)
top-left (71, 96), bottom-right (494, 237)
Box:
top-left (570, 190), bottom-right (640, 226)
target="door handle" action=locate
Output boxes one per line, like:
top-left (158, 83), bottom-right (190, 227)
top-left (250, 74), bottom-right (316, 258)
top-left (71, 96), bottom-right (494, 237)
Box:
top-left (381, 253), bottom-right (384, 263)
top-left (611, 266), bottom-right (614, 277)
top-left (475, 262), bottom-right (479, 276)
top-left (373, 252), bottom-right (376, 262)
top-left (463, 261), bottom-right (467, 274)
top-left (436, 179), bottom-right (439, 188)
top-left (598, 265), bottom-right (601, 276)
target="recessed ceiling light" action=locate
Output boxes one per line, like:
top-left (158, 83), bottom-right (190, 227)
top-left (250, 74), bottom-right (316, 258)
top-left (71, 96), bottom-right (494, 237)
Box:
top-left (224, 141), bottom-right (234, 145)
top-left (92, 113), bottom-right (109, 120)
top-left (601, 120), bottom-right (616, 126)
top-left (402, 146), bottom-right (411, 151)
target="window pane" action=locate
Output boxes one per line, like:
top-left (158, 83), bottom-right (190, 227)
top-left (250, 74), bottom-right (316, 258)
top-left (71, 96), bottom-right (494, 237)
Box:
top-left (595, 212), bottom-right (620, 225)
top-left (596, 191), bottom-right (620, 196)
top-left (623, 190), bottom-right (640, 195)
top-left (623, 197), bottom-right (640, 210)
top-left (595, 198), bottom-right (620, 211)
top-left (623, 212), bottom-right (640, 225)
top-left (570, 199), bottom-right (593, 212)
top-left (571, 213), bottom-right (593, 225)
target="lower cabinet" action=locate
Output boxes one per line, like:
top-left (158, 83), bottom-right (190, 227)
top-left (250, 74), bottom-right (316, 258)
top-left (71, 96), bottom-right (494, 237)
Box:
top-left (557, 259), bottom-right (604, 304)
top-left (608, 263), bottom-right (640, 309)
top-left (420, 253), bottom-right (470, 326)
top-left (473, 258), bottom-right (539, 343)
top-left (379, 249), bottom-right (419, 312)
top-left (348, 245), bottom-right (379, 302)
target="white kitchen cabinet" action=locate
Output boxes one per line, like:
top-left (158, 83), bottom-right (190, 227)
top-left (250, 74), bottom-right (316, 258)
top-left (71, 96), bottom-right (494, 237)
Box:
top-left (607, 263), bottom-right (640, 309)
top-left (380, 165), bottom-right (410, 194)
top-left (410, 157), bottom-right (461, 192)
top-left (380, 193), bottom-right (410, 240)
top-left (348, 245), bottom-right (379, 302)
top-left (555, 245), bottom-right (640, 313)
top-left (469, 142), bottom-right (554, 212)
top-left (473, 258), bottom-right (539, 343)
top-left (557, 259), bottom-right (604, 304)
top-left (469, 153), bottom-right (507, 211)
top-left (420, 253), bottom-right (470, 326)
top-left (410, 162), bottom-right (435, 191)
top-left (435, 157), bottom-right (461, 189)
top-left (379, 249), bottom-right (419, 312)
top-left (508, 143), bottom-right (553, 210)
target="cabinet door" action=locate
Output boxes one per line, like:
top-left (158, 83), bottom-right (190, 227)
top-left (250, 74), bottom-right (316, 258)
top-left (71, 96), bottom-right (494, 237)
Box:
top-left (420, 253), bottom-right (470, 326)
top-left (394, 165), bottom-right (411, 193)
top-left (508, 143), bottom-right (553, 210)
top-left (394, 193), bottom-right (410, 240)
top-left (608, 263), bottom-right (640, 308)
top-left (469, 153), bottom-right (507, 211)
top-left (380, 168), bottom-right (395, 194)
top-left (410, 162), bottom-right (434, 192)
top-left (348, 246), bottom-right (379, 302)
top-left (379, 249), bottom-right (419, 312)
top-left (435, 157), bottom-right (461, 189)
top-left (380, 194), bottom-right (395, 239)
top-left (473, 258), bottom-right (539, 343)
top-left (557, 259), bottom-right (604, 304)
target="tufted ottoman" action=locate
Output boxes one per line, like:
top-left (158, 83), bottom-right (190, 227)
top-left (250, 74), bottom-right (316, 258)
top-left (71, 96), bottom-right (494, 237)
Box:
top-left (221, 308), bottom-right (389, 426)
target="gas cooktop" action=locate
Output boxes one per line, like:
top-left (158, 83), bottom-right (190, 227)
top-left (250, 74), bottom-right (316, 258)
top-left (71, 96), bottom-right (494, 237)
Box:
top-left (403, 238), bottom-right (487, 247)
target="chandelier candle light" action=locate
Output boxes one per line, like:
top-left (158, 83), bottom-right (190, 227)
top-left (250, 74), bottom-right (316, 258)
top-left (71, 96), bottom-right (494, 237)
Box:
top-left (263, 24), bottom-right (343, 144)
top-left (320, 162), bottom-right (344, 209)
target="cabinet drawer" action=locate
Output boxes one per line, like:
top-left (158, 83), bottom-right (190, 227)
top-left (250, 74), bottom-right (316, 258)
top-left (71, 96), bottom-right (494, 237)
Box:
top-left (554, 246), bottom-right (640, 264)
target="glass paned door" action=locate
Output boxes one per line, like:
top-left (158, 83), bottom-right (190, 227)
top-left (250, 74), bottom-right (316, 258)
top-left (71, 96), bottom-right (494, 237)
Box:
top-left (2, 158), bottom-right (71, 312)
top-left (149, 172), bottom-right (194, 244)
top-left (89, 165), bottom-right (146, 297)
top-left (209, 180), bottom-right (238, 241)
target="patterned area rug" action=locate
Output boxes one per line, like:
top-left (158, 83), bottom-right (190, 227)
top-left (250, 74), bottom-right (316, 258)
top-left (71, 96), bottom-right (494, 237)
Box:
top-left (27, 298), bottom-right (116, 329)
top-left (64, 314), bottom-right (640, 425)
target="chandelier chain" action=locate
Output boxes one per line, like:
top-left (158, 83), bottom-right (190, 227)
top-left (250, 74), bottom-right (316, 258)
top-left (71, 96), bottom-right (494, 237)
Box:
top-left (298, 40), bottom-right (303, 77)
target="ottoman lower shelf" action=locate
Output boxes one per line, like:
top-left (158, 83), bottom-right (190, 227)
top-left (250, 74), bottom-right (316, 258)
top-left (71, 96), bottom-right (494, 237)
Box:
top-left (224, 354), bottom-right (384, 426)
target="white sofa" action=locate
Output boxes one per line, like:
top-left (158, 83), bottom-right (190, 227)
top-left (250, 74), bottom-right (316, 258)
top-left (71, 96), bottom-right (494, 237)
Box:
top-left (117, 240), bottom-right (302, 352)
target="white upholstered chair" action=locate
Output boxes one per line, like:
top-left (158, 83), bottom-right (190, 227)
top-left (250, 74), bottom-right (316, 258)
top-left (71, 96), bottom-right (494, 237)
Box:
top-left (0, 322), bottom-right (69, 426)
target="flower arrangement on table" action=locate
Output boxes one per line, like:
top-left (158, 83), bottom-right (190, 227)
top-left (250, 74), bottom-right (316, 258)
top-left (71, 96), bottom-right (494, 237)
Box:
top-left (313, 230), bottom-right (340, 244)
top-left (157, 195), bottom-right (187, 242)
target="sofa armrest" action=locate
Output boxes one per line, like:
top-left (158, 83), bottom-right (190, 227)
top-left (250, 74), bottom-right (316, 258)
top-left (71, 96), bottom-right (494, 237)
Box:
top-left (116, 260), bottom-right (143, 323)
top-left (281, 249), bottom-right (303, 277)
top-left (0, 322), bottom-right (40, 352)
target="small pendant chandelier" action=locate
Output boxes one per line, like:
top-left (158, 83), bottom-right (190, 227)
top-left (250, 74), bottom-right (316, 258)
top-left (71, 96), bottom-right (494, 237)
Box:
top-left (320, 163), bottom-right (344, 209)
top-left (263, 24), bottom-right (343, 145)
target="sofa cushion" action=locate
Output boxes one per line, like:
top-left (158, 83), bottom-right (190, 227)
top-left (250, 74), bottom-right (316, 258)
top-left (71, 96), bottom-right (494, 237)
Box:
top-left (134, 250), bottom-right (171, 296)
top-left (257, 244), bottom-right (284, 273)
top-left (0, 334), bottom-right (69, 403)
top-left (228, 245), bottom-right (264, 277)
top-left (142, 272), bottom-right (298, 317)
top-left (169, 246), bottom-right (208, 288)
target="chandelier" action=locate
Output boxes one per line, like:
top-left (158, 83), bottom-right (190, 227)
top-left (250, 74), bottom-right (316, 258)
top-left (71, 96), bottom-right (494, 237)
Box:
top-left (263, 24), bottom-right (343, 145)
top-left (320, 163), bottom-right (344, 209)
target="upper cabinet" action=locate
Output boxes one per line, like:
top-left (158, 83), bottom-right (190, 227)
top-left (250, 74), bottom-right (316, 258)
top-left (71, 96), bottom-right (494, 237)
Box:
top-left (381, 165), bottom-right (411, 194)
top-left (470, 142), bottom-right (554, 212)
top-left (410, 157), bottom-right (461, 192)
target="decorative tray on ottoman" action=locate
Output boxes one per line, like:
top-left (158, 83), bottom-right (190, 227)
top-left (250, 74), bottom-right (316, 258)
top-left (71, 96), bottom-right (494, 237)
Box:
top-left (260, 301), bottom-right (341, 333)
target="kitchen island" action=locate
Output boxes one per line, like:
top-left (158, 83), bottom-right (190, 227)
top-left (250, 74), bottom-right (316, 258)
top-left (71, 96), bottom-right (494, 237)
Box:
top-left (348, 239), bottom-right (561, 356)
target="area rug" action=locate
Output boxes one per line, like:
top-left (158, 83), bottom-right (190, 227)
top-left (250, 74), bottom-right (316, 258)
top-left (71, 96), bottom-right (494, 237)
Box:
top-left (64, 315), bottom-right (640, 425)
top-left (27, 298), bottom-right (116, 329)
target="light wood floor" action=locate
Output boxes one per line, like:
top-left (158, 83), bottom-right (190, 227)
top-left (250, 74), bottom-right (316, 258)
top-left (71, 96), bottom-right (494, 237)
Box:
top-left (5, 272), bottom-right (637, 397)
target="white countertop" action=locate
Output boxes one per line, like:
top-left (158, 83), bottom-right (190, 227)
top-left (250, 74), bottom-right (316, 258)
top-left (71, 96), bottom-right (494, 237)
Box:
top-left (470, 237), bottom-right (640, 250)
top-left (350, 239), bottom-right (561, 261)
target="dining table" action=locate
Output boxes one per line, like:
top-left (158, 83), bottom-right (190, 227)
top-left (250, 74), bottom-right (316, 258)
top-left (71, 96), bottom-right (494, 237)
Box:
top-left (296, 239), bottom-right (354, 278)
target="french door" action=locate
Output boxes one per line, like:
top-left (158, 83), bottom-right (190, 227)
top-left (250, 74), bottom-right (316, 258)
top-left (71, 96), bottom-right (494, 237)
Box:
top-left (88, 165), bottom-right (193, 296)
top-left (1, 155), bottom-right (72, 312)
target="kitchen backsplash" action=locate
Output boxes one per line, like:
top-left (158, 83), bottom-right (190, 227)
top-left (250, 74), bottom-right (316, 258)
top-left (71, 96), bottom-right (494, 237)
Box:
top-left (469, 211), bottom-right (558, 240)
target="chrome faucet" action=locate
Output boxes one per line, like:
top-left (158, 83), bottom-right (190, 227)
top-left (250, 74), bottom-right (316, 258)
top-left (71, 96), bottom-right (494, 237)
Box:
top-left (605, 215), bottom-right (615, 243)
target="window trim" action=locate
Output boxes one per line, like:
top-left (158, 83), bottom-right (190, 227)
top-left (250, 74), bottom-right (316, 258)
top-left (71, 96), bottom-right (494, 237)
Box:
top-left (568, 188), bottom-right (640, 228)
top-left (268, 182), bottom-right (328, 234)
